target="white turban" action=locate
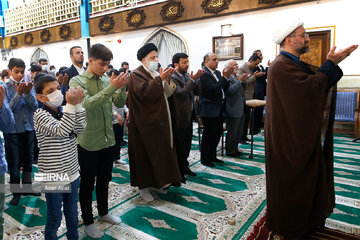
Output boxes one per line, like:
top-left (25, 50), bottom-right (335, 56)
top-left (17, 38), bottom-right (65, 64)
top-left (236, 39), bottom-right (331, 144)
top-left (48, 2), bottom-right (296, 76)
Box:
top-left (273, 19), bottom-right (304, 45)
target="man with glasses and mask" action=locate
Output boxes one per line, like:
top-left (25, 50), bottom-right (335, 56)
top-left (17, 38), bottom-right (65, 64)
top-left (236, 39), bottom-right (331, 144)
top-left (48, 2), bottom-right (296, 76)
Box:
top-left (128, 43), bottom-right (182, 202)
top-left (264, 19), bottom-right (358, 238)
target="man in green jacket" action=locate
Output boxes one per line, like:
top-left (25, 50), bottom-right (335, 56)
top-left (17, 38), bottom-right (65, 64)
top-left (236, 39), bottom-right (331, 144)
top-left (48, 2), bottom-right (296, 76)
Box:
top-left (70, 44), bottom-right (128, 239)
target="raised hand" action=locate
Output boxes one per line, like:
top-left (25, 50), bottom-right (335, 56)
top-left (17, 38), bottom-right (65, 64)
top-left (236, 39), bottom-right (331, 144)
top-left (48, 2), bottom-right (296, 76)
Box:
top-left (75, 86), bottom-right (85, 104)
top-left (15, 82), bottom-right (26, 96)
top-left (65, 88), bottom-right (77, 105)
top-left (160, 67), bottom-right (176, 83)
top-left (222, 66), bottom-right (234, 78)
top-left (110, 72), bottom-right (129, 89)
top-left (190, 69), bottom-right (205, 80)
top-left (267, 60), bottom-right (272, 67)
top-left (62, 74), bottom-right (69, 86)
top-left (254, 70), bottom-right (266, 78)
top-left (116, 114), bottom-right (124, 126)
top-left (327, 45), bottom-right (358, 65)
top-left (57, 74), bottom-right (64, 85)
top-left (23, 82), bottom-right (33, 95)
top-left (0, 86), bottom-right (5, 108)
top-left (125, 111), bottom-right (130, 126)
top-left (237, 73), bottom-right (251, 83)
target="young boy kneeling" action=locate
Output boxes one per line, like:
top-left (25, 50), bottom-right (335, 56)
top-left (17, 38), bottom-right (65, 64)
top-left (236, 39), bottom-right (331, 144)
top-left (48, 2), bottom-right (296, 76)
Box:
top-left (34, 75), bottom-right (86, 239)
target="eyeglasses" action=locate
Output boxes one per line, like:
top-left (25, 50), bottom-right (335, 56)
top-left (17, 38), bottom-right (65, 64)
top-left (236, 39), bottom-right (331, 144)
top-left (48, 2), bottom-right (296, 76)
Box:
top-left (289, 32), bottom-right (310, 38)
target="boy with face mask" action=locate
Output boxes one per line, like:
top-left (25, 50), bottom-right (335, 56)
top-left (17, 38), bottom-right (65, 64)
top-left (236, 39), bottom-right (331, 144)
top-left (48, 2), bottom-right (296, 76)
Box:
top-left (34, 75), bottom-right (86, 239)
top-left (3, 58), bottom-right (39, 206)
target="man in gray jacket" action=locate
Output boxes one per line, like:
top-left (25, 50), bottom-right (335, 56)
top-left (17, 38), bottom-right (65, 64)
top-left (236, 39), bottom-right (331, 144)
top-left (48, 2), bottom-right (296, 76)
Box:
top-left (238, 54), bottom-right (264, 143)
top-left (224, 60), bottom-right (250, 157)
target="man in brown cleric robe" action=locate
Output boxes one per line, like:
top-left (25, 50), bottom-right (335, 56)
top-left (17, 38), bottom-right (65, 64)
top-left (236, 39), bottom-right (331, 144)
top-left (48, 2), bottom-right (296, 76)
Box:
top-left (265, 19), bottom-right (358, 238)
top-left (128, 43), bottom-right (182, 202)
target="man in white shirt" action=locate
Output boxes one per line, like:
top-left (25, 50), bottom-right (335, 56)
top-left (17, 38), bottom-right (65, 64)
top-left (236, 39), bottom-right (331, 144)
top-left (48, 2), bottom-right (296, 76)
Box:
top-left (61, 46), bottom-right (86, 104)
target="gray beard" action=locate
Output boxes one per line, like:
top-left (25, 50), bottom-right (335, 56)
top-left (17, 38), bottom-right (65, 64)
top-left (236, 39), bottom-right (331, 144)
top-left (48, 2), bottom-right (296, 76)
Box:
top-left (299, 46), bottom-right (310, 55)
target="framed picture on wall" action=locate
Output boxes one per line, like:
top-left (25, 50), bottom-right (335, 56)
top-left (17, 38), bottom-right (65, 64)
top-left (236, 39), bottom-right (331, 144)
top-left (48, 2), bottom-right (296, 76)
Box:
top-left (212, 34), bottom-right (243, 61)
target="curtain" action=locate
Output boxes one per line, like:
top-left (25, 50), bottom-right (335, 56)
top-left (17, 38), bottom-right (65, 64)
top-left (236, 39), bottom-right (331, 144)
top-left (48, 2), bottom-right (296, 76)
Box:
top-left (30, 48), bottom-right (49, 65)
top-left (146, 29), bottom-right (187, 66)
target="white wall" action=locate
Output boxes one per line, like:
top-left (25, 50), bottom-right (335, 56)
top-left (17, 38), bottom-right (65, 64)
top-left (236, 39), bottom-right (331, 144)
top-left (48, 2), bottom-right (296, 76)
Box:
top-left (1, 0), bottom-right (359, 84)
top-left (0, 38), bottom-right (88, 71)
top-left (90, 0), bottom-right (360, 76)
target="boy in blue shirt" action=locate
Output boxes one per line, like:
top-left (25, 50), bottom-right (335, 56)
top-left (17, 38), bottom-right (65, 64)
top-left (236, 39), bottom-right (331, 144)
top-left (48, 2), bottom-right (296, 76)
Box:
top-left (3, 58), bottom-right (39, 205)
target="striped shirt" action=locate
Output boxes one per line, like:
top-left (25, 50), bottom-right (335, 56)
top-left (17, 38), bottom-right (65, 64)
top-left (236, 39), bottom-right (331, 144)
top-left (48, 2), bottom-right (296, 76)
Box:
top-left (34, 103), bottom-right (86, 183)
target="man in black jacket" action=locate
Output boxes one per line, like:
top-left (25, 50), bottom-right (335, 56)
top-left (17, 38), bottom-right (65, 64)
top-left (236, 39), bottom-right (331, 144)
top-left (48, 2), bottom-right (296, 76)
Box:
top-left (252, 50), bottom-right (270, 134)
top-left (199, 52), bottom-right (232, 167)
top-left (60, 46), bottom-right (86, 104)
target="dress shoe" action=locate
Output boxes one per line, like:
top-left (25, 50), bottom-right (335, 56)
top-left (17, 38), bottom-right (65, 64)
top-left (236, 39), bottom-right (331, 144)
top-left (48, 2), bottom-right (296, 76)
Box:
top-left (226, 152), bottom-right (241, 158)
top-left (201, 161), bottom-right (215, 167)
top-left (235, 150), bottom-right (243, 155)
top-left (22, 191), bottom-right (41, 196)
top-left (184, 167), bottom-right (197, 176)
top-left (244, 137), bottom-right (253, 142)
top-left (211, 158), bottom-right (224, 163)
top-left (10, 194), bottom-right (21, 206)
top-left (239, 140), bottom-right (249, 145)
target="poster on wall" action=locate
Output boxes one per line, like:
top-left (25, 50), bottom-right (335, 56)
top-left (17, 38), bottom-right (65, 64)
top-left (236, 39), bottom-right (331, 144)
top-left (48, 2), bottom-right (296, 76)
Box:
top-left (212, 34), bottom-right (243, 60)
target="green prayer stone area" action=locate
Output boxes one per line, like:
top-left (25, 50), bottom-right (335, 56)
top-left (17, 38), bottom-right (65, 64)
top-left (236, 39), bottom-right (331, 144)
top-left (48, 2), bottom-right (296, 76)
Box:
top-left (157, 186), bottom-right (227, 214)
top-left (121, 206), bottom-right (198, 240)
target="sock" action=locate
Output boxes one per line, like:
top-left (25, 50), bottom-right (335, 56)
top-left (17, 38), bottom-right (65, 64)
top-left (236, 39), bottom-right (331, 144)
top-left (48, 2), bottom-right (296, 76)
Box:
top-left (140, 188), bottom-right (154, 202)
top-left (150, 187), bottom-right (167, 194)
top-left (84, 223), bottom-right (104, 239)
top-left (99, 214), bottom-right (121, 225)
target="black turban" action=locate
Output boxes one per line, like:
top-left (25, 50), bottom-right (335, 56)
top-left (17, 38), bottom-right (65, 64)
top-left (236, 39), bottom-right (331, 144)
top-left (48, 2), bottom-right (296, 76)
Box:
top-left (31, 64), bottom-right (42, 73)
top-left (137, 43), bottom-right (158, 61)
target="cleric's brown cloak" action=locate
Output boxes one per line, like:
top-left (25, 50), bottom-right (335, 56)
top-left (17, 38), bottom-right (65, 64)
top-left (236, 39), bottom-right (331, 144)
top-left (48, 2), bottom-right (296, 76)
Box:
top-left (128, 65), bottom-right (182, 189)
top-left (265, 53), bottom-right (342, 238)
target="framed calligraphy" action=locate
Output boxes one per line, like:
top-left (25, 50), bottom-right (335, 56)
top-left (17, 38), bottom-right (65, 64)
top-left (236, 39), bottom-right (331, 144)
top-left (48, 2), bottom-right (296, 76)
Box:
top-left (160, 0), bottom-right (184, 22)
top-left (59, 25), bottom-right (72, 39)
top-left (40, 29), bottom-right (51, 43)
top-left (201, 0), bottom-right (232, 14)
top-left (126, 9), bottom-right (146, 28)
top-left (24, 33), bottom-right (33, 45)
top-left (98, 16), bottom-right (115, 32)
top-left (10, 36), bottom-right (18, 48)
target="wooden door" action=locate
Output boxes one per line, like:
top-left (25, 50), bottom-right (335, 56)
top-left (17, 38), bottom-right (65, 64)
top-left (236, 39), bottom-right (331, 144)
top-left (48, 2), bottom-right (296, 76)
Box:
top-left (300, 30), bottom-right (331, 67)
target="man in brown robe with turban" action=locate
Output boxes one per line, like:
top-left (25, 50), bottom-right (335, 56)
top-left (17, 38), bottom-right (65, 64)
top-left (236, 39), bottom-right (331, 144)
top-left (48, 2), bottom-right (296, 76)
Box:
top-left (128, 43), bottom-right (182, 202)
top-left (265, 19), bottom-right (358, 238)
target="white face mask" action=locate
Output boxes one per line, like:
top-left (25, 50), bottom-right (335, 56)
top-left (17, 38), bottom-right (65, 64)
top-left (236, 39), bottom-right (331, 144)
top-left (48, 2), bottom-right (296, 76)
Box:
top-left (146, 60), bottom-right (158, 72)
top-left (10, 76), bottom-right (20, 83)
top-left (41, 65), bottom-right (48, 72)
top-left (4, 77), bottom-right (10, 83)
top-left (46, 90), bottom-right (63, 108)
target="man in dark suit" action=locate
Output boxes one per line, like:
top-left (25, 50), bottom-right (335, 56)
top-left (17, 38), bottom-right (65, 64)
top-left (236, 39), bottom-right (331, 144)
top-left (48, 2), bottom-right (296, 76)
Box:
top-left (61, 46), bottom-right (85, 101)
top-left (252, 50), bottom-right (270, 134)
top-left (224, 60), bottom-right (250, 157)
top-left (169, 53), bottom-right (204, 179)
top-left (199, 52), bottom-right (232, 167)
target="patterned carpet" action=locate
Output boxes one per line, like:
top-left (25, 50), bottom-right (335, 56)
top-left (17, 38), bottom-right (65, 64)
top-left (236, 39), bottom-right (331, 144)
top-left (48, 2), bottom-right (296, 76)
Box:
top-left (1, 128), bottom-right (359, 239)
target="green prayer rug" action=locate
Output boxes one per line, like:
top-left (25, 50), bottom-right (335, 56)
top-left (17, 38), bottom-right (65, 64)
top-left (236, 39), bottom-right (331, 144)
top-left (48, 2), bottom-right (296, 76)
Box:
top-left (2, 130), bottom-right (359, 239)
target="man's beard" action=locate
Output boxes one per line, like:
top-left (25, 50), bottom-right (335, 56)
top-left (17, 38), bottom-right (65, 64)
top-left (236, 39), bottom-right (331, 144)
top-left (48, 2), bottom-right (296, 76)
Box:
top-left (75, 60), bottom-right (84, 66)
top-left (178, 67), bottom-right (188, 74)
top-left (299, 45), bottom-right (310, 55)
